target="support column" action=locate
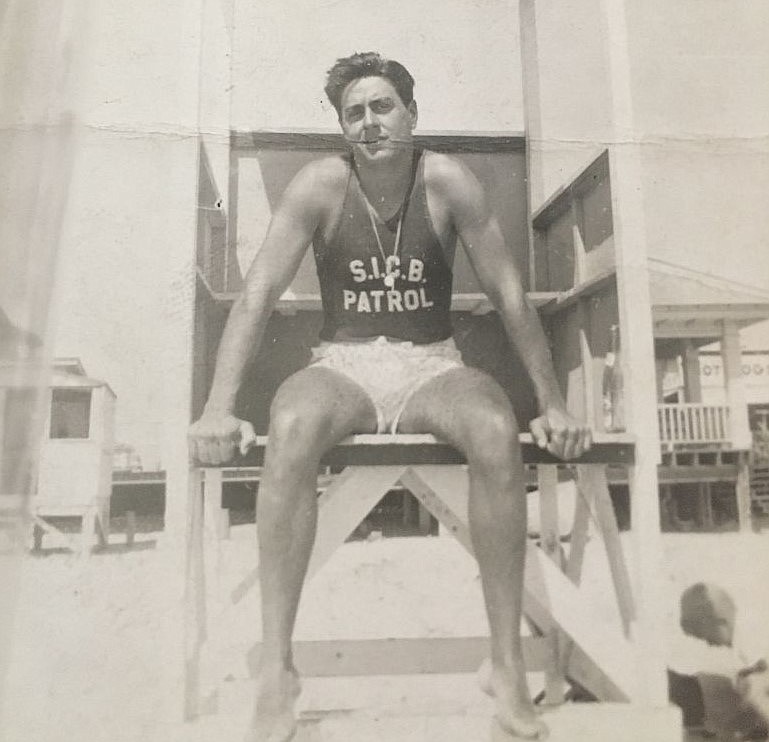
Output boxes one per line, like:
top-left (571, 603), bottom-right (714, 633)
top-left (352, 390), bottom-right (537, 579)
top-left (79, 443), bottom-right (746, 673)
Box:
top-left (721, 321), bottom-right (751, 449)
top-left (578, 299), bottom-right (597, 426)
top-left (655, 359), bottom-right (666, 403)
top-left (735, 453), bottom-right (752, 533)
top-left (0, 391), bottom-right (6, 492)
top-left (682, 340), bottom-right (703, 404)
top-left (601, 0), bottom-right (667, 707)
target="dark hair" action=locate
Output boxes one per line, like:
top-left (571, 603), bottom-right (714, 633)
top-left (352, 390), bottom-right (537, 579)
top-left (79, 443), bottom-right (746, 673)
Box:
top-left (680, 582), bottom-right (735, 645)
top-left (325, 52), bottom-right (415, 116)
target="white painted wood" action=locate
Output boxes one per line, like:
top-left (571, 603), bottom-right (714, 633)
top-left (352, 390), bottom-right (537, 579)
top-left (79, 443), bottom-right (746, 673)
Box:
top-left (538, 466), bottom-right (565, 704)
top-left (538, 467), bottom-right (562, 566)
top-left (249, 636), bottom-right (549, 677)
top-left (208, 679), bottom-right (681, 741)
top-left (565, 490), bottom-right (591, 587)
top-left (736, 454), bottom-right (752, 532)
top-left (399, 467), bottom-right (472, 550)
top-left (657, 402), bottom-right (728, 444)
top-left (254, 432), bottom-right (635, 449)
top-left (404, 466), bottom-right (636, 700)
top-left (523, 543), bottom-right (636, 700)
top-left (306, 466), bottom-right (408, 581)
top-left (601, 0), bottom-right (668, 706)
top-left (520, 0), bottom-right (544, 292)
top-left (125, 510), bottom-right (136, 547)
top-left (578, 301), bottom-right (597, 426)
top-left (572, 201), bottom-right (586, 287)
top-left (721, 320), bottom-right (752, 449)
top-left (203, 468), bottom-right (224, 544)
top-left (189, 458), bottom-right (639, 706)
top-left (230, 465), bottom-right (407, 604)
top-left (0, 391), bottom-right (6, 494)
top-left (576, 466), bottom-right (635, 634)
top-left (216, 508), bottom-right (231, 540)
top-left (184, 467), bottom-right (206, 720)
top-left (557, 485), bottom-right (591, 676)
top-left (199, 469), bottom-right (235, 715)
top-left (80, 507), bottom-right (96, 558)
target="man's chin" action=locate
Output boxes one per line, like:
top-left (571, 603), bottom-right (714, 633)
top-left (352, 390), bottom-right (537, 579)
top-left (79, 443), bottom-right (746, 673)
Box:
top-left (354, 141), bottom-right (406, 160)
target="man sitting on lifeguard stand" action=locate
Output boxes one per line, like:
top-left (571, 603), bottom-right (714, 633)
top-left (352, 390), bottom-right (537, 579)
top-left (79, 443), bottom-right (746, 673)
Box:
top-left (189, 51), bottom-right (591, 742)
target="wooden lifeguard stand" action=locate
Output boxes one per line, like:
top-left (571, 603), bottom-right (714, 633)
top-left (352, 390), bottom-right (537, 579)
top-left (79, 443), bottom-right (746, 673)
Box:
top-left (180, 117), bottom-right (680, 742)
top-left (170, 0), bottom-right (727, 736)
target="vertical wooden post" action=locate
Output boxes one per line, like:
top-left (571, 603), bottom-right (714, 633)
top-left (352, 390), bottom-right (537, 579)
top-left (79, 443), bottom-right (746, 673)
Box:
top-left (418, 495), bottom-right (432, 535)
top-left (0, 390), bottom-right (6, 492)
top-left (402, 490), bottom-right (413, 528)
top-left (95, 510), bottom-right (109, 549)
top-left (538, 465), bottom-right (565, 704)
top-left (660, 485), bottom-right (672, 532)
top-left (701, 483), bottom-right (714, 531)
top-left (735, 453), bottom-right (752, 532)
top-left (184, 467), bottom-right (206, 720)
top-left (655, 359), bottom-right (666, 403)
top-left (577, 466), bottom-right (635, 634)
top-left (721, 321), bottom-right (752, 449)
top-left (601, 0), bottom-right (667, 705)
top-left (32, 523), bottom-right (44, 551)
top-left (519, 0), bottom-right (546, 289)
top-left (125, 510), bottom-right (136, 547)
top-left (216, 508), bottom-right (231, 540)
top-left (538, 467), bottom-right (562, 567)
top-left (80, 508), bottom-right (96, 558)
top-left (202, 468), bottom-right (224, 544)
top-left (577, 299), bottom-right (597, 427)
top-left (557, 481), bottom-right (591, 680)
top-left (571, 201), bottom-right (586, 287)
top-left (682, 341), bottom-right (703, 404)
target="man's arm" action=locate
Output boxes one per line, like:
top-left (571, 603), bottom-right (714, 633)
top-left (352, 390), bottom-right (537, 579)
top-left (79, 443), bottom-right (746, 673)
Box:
top-left (189, 161), bottom-right (334, 464)
top-left (433, 154), bottom-right (591, 459)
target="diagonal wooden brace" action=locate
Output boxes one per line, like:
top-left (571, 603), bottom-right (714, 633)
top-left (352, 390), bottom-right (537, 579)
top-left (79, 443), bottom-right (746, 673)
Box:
top-left (401, 465), bottom-right (638, 702)
top-left (230, 465), bottom-right (409, 604)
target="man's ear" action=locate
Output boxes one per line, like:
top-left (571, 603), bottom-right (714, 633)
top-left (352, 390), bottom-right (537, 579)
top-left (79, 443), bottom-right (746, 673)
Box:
top-left (408, 100), bottom-right (418, 128)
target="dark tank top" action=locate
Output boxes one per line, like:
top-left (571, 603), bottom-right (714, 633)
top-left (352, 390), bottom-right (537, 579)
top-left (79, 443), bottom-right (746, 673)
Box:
top-left (313, 150), bottom-right (455, 344)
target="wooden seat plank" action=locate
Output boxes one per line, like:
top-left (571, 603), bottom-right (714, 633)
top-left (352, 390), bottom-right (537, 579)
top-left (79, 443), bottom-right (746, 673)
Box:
top-left (232, 433), bottom-right (634, 468)
top-left (247, 636), bottom-right (550, 678)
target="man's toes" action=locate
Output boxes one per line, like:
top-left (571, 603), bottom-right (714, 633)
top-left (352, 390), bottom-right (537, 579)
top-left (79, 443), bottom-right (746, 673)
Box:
top-left (478, 658), bottom-right (494, 697)
top-left (492, 714), bottom-right (549, 741)
top-left (244, 713), bottom-right (297, 742)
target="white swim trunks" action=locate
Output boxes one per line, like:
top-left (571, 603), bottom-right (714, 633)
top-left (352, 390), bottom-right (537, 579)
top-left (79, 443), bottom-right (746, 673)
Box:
top-left (310, 335), bottom-right (464, 434)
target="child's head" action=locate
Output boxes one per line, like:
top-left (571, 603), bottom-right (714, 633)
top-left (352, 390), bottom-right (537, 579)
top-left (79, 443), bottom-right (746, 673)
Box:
top-left (680, 582), bottom-right (736, 647)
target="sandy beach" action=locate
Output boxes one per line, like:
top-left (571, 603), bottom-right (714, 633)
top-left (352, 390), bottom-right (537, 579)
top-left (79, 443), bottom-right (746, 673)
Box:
top-left (2, 526), bottom-right (768, 742)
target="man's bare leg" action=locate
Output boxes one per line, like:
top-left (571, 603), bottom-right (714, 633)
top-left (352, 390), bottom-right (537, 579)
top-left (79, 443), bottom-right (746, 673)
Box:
top-left (399, 367), bottom-right (548, 740)
top-left (249, 367), bottom-right (377, 742)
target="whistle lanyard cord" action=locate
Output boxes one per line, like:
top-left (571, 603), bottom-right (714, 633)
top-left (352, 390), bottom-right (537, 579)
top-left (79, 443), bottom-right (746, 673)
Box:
top-left (361, 193), bottom-right (403, 268)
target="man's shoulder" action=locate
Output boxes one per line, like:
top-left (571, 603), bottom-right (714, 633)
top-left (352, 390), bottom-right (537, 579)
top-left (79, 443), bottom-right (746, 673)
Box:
top-left (284, 154), bottom-right (350, 205)
top-left (297, 154), bottom-right (350, 188)
top-left (422, 150), bottom-right (467, 187)
top-left (421, 150), bottom-right (484, 208)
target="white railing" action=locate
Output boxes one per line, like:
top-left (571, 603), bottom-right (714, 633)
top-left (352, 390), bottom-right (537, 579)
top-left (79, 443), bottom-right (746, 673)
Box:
top-left (657, 403), bottom-right (731, 446)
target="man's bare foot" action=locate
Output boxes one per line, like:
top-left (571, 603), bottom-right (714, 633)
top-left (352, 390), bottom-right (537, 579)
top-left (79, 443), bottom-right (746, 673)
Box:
top-left (244, 666), bottom-right (302, 742)
top-left (478, 657), bottom-right (494, 697)
top-left (484, 663), bottom-right (548, 740)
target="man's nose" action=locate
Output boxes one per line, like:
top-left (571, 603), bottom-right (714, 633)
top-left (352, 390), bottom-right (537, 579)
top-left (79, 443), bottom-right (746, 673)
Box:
top-left (362, 106), bottom-right (379, 128)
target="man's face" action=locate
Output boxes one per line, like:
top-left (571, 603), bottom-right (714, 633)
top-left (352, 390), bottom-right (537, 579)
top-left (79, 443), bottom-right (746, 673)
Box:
top-left (338, 76), bottom-right (417, 162)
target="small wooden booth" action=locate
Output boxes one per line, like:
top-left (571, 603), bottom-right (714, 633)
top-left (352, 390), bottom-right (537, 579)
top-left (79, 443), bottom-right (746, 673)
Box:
top-left (31, 359), bottom-right (114, 553)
